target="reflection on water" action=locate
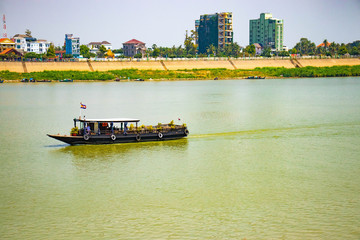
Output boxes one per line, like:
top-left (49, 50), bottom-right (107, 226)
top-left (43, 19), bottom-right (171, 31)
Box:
top-left (54, 138), bottom-right (189, 170)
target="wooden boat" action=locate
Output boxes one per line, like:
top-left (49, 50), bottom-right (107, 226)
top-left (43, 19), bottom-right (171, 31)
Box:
top-left (48, 118), bottom-right (189, 145)
top-left (59, 79), bottom-right (73, 82)
top-left (36, 80), bottom-right (52, 82)
top-left (246, 76), bottom-right (266, 79)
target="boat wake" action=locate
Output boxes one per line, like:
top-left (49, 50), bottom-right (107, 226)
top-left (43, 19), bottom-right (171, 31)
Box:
top-left (188, 122), bottom-right (360, 139)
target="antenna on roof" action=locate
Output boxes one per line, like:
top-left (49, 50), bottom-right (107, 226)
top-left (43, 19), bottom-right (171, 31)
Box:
top-left (2, 14), bottom-right (7, 38)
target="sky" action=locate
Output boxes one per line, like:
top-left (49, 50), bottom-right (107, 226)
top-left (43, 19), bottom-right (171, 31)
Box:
top-left (1, 0), bottom-right (359, 49)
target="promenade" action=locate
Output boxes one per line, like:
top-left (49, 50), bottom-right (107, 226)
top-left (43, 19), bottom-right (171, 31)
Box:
top-left (1, 58), bottom-right (359, 73)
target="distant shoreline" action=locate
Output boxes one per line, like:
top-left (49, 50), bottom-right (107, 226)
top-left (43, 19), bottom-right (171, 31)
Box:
top-left (0, 60), bottom-right (359, 81)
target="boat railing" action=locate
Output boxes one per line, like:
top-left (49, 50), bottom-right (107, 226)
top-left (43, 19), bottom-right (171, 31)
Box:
top-left (78, 124), bottom-right (185, 136)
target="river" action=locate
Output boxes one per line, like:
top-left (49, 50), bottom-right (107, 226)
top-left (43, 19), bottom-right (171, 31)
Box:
top-left (1, 77), bottom-right (359, 239)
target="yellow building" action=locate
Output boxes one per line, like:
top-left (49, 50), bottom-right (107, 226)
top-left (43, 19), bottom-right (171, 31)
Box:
top-left (0, 38), bottom-right (15, 52)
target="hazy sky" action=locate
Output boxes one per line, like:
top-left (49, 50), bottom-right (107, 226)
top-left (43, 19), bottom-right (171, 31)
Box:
top-left (1, 0), bottom-right (359, 49)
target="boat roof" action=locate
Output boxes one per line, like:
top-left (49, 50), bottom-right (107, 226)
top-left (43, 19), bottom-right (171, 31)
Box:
top-left (76, 118), bottom-right (140, 123)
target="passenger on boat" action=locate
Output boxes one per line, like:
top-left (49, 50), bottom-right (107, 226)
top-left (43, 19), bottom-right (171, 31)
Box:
top-left (86, 125), bottom-right (91, 134)
top-left (124, 122), bottom-right (128, 135)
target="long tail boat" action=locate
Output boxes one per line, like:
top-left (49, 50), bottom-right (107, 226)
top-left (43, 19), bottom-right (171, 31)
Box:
top-left (48, 118), bottom-right (189, 145)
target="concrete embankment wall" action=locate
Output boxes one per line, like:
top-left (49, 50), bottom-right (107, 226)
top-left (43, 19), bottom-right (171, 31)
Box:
top-left (297, 58), bottom-right (360, 67)
top-left (0, 58), bottom-right (359, 73)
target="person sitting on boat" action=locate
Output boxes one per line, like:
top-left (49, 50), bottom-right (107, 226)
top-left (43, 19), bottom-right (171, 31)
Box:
top-left (124, 122), bottom-right (128, 135)
top-left (86, 125), bottom-right (91, 135)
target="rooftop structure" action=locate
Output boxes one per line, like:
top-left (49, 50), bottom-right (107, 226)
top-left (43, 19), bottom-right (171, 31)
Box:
top-left (123, 39), bottom-right (146, 58)
top-left (0, 38), bottom-right (15, 52)
top-left (87, 41), bottom-right (112, 54)
top-left (249, 13), bottom-right (284, 51)
top-left (195, 12), bottom-right (233, 54)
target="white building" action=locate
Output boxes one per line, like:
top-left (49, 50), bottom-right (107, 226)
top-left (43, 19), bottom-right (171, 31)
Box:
top-left (13, 34), bottom-right (51, 54)
top-left (87, 41), bottom-right (112, 54)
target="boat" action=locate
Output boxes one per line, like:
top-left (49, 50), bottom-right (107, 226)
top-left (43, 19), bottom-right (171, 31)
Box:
top-left (47, 118), bottom-right (189, 145)
top-left (0, 79), bottom-right (3, 83)
top-left (246, 76), bottom-right (266, 79)
top-left (36, 80), bottom-right (52, 82)
top-left (59, 79), bottom-right (73, 82)
top-left (21, 78), bottom-right (29, 82)
top-left (134, 78), bottom-right (144, 81)
top-left (29, 78), bottom-right (36, 82)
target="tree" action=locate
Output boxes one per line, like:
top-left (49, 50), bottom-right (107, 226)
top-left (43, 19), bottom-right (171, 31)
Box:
top-left (293, 38), bottom-right (316, 55)
top-left (134, 53), bottom-right (142, 58)
top-left (184, 30), bottom-right (197, 56)
top-left (244, 45), bottom-right (255, 57)
top-left (151, 45), bottom-right (160, 59)
top-left (261, 47), bottom-right (271, 57)
top-left (63, 54), bottom-right (73, 58)
top-left (329, 42), bottom-right (337, 56)
top-left (24, 52), bottom-right (39, 59)
top-left (46, 44), bottom-right (56, 58)
top-left (25, 29), bottom-right (32, 37)
top-left (80, 45), bottom-right (90, 56)
top-left (278, 51), bottom-right (290, 57)
top-left (206, 44), bottom-right (216, 56)
top-left (97, 45), bottom-right (107, 58)
top-left (350, 46), bottom-right (359, 56)
top-left (338, 44), bottom-right (348, 55)
top-left (323, 39), bottom-right (329, 52)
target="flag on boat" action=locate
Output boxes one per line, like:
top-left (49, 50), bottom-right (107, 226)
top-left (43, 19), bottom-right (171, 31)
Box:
top-left (80, 103), bottom-right (86, 109)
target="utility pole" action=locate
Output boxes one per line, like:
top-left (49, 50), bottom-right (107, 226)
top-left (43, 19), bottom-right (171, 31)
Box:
top-left (3, 14), bottom-right (7, 38)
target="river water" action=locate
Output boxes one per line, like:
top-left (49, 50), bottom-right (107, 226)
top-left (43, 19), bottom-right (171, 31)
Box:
top-left (1, 78), bottom-right (360, 239)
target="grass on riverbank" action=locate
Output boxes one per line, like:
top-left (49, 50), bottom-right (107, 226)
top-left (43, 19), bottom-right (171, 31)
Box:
top-left (1, 65), bottom-right (360, 81)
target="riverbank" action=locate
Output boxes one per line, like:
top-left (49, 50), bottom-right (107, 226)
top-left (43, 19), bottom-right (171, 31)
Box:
top-left (0, 58), bottom-right (359, 73)
top-left (1, 65), bottom-right (360, 82)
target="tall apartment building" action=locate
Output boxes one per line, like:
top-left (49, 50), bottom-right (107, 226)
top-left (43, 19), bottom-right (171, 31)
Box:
top-left (249, 13), bottom-right (283, 51)
top-left (195, 12), bottom-right (233, 54)
top-left (65, 34), bottom-right (80, 57)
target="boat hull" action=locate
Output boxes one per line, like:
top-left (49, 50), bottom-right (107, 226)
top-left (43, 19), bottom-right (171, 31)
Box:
top-left (48, 129), bottom-right (188, 145)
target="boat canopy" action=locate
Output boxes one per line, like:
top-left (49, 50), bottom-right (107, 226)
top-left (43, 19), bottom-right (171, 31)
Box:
top-left (75, 118), bottom-right (140, 123)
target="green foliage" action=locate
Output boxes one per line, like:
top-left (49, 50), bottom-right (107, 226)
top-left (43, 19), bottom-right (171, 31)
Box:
top-left (25, 29), bottom-right (32, 37)
top-left (261, 47), bottom-right (272, 57)
top-left (46, 44), bottom-right (56, 58)
top-left (1, 65), bottom-right (360, 81)
top-left (24, 52), bottom-right (40, 59)
top-left (80, 45), bottom-right (94, 58)
top-left (152, 47), bottom-right (160, 59)
top-left (134, 53), bottom-right (142, 58)
top-left (255, 65), bottom-right (360, 78)
top-left (278, 51), bottom-right (290, 57)
top-left (293, 38), bottom-right (316, 55)
top-left (70, 127), bottom-right (79, 135)
top-left (63, 54), bottom-right (73, 58)
top-left (244, 45), bottom-right (255, 56)
top-left (338, 45), bottom-right (349, 55)
top-left (350, 46), bottom-right (359, 55)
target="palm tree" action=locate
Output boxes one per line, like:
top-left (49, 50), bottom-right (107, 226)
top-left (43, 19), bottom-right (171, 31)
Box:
top-left (323, 39), bottom-right (329, 52)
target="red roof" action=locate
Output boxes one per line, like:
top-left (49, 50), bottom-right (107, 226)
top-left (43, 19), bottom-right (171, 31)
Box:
top-left (123, 39), bottom-right (145, 44)
top-left (317, 42), bottom-right (331, 48)
top-left (0, 48), bottom-right (23, 56)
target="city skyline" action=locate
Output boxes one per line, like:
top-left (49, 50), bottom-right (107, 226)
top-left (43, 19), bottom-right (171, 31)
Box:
top-left (1, 0), bottom-right (359, 49)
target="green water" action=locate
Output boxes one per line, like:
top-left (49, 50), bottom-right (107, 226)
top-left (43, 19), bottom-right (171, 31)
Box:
top-left (1, 78), bottom-right (360, 239)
